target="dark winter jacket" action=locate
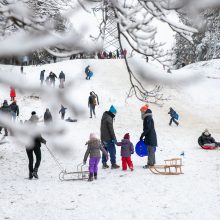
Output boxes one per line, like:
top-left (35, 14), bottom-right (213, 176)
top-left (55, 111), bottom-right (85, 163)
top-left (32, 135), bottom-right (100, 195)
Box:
top-left (49, 73), bottom-right (57, 81)
top-left (100, 111), bottom-right (116, 142)
top-left (88, 95), bottom-right (96, 106)
top-left (0, 101), bottom-right (11, 115)
top-left (59, 106), bottom-right (67, 114)
top-left (10, 102), bottom-right (19, 116)
top-left (198, 133), bottom-right (216, 146)
top-left (29, 114), bottom-right (39, 123)
top-left (168, 108), bottom-right (176, 118)
top-left (40, 70), bottom-right (45, 80)
top-left (59, 71), bottom-right (65, 80)
top-left (85, 66), bottom-right (90, 74)
top-left (116, 139), bottom-right (134, 157)
top-left (28, 136), bottom-right (46, 150)
top-left (44, 110), bottom-right (52, 123)
top-left (140, 109), bottom-right (157, 146)
top-left (83, 139), bottom-right (108, 162)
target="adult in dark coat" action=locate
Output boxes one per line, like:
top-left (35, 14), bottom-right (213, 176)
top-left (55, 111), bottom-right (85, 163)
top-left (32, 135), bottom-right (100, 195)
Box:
top-left (100, 105), bottom-right (120, 169)
top-left (10, 100), bottom-right (19, 122)
top-left (44, 108), bottom-right (53, 124)
top-left (59, 71), bottom-right (65, 88)
top-left (26, 135), bottom-right (46, 179)
top-left (49, 72), bottom-right (57, 87)
top-left (0, 100), bottom-right (11, 136)
top-left (198, 129), bottom-right (220, 147)
top-left (168, 107), bottom-right (179, 126)
top-left (140, 108), bottom-right (157, 168)
top-left (40, 70), bottom-right (45, 86)
top-left (26, 114), bottom-right (46, 179)
top-left (88, 92), bottom-right (97, 118)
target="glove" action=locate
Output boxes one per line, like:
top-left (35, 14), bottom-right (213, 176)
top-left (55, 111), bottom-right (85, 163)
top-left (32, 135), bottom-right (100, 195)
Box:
top-left (112, 139), bottom-right (117, 144)
top-left (139, 134), bottom-right (144, 141)
top-left (131, 151), bottom-right (134, 154)
top-left (83, 161), bottom-right (86, 165)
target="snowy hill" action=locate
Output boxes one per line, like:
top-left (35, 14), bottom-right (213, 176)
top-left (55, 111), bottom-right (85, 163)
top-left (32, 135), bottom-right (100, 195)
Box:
top-left (0, 59), bottom-right (220, 220)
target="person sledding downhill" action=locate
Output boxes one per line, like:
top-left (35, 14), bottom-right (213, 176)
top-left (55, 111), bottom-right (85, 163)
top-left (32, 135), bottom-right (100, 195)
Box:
top-left (198, 129), bottom-right (220, 149)
top-left (83, 133), bottom-right (108, 181)
top-left (168, 107), bottom-right (179, 126)
top-left (116, 133), bottom-right (134, 171)
top-left (100, 105), bottom-right (120, 169)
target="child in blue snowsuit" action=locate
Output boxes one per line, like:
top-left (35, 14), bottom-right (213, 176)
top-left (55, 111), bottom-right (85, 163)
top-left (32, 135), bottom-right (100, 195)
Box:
top-left (168, 107), bottom-right (179, 126)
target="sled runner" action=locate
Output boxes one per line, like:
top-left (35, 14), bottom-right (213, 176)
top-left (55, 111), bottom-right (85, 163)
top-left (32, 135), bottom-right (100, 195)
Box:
top-left (149, 158), bottom-right (184, 175)
top-left (59, 163), bottom-right (89, 181)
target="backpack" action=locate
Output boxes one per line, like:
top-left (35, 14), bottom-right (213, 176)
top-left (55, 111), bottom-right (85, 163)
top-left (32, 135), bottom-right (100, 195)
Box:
top-left (174, 112), bottom-right (179, 120)
top-left (92, 95), bottom-right (97, 105)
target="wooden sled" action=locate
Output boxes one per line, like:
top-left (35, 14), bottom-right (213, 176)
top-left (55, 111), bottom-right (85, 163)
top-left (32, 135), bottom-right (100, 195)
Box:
top-left (149, 158), bottom-right (184, 175)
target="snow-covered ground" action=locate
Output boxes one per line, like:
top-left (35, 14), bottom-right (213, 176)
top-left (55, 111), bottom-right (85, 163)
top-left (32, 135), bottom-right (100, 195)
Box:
top-left (0, 59), bottom-right (220, 220)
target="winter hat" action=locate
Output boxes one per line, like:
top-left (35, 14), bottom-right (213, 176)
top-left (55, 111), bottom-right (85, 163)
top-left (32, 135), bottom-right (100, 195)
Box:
top-left (31, 111), bottom-right (36, 115)
top-left (90, 133), bottom-right (97, 140)
top-left (140, 104), bottom-right (149, 112)
top-left (109, 105), bottom-right (117, 114)
top-left (124, 133), bottom-right (130, 140)
top-left (146, 109), bottom-right (152, 114)
top-left (3, 100), bottom-right (7, 104)
top-left (204, 129), bottom-right (210, 135)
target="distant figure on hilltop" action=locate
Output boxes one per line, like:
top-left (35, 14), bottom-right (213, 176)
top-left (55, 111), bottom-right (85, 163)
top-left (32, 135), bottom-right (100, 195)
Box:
top-left (59, 71), bottom-right (65, 89)
top-left (40, 70), bottom-right (45, 86)
top-left (49, 72), bottom-right (57, 87)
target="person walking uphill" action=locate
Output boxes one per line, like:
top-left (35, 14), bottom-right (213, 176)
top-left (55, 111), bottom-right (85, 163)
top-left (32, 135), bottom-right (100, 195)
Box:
top-left (49, 72), bottom-right (57, 87)
top-left (0, 100), bottom-right (11, 136)
top-left (88, 92), bottom-right (98, 118)
top-left (116, 133), bottom-right (134, 171)
top-left (44, 108), bottom-right (52, 124)
top-left (10, 100), bottom-right (19, 122)
top-left (100, 105), bottom-right (120, 169)
top-left (83, 133), bottom-right (108, 181)
top-left (59, 71), bottom-right (65, 88)
top-left (26, 112), bottom-right (46, 179)
top-left (59, 105), bottom-right (67, 120)
top-left (140, 107), bottom-right (157, 168)
top-left (168, 107), bottom-right (179, 126)
top-left (40, 70), bottom-right (45, 86)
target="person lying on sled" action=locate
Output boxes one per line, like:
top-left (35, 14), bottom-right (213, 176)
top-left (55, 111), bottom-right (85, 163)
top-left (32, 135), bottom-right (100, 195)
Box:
top-left (198, 129), bottom-right (220, 148)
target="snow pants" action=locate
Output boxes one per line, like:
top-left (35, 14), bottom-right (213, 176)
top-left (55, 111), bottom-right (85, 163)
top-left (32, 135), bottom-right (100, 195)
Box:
top-left (147, 145), bottom-right (155, 166)
top-left (102, 141), bottom-right (116, 165)
top-left (26, 147), bottom-right (41, 173)
top-left (89, 105), bottom-right (96, 118)
top-left (89, 157), bottom-right (100, 174)
top-left (122, 156), bottom-right (133, 170)
top-left (169, 117), bottom-right (179, 126)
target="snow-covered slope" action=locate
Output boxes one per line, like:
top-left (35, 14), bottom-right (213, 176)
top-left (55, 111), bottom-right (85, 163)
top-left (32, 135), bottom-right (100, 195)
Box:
top-left (0, 59), bottom-right (220, 220)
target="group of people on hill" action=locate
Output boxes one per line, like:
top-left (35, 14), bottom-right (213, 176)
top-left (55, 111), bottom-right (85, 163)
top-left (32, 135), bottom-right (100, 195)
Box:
top-left (40, 70), bottom-right (66, 88)
top-left (97, 48), bottom-right (127, 59)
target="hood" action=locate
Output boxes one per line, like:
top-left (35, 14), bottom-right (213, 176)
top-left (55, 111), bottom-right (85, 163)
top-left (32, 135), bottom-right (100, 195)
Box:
top-left (103, 111), bottom-right (115, 119)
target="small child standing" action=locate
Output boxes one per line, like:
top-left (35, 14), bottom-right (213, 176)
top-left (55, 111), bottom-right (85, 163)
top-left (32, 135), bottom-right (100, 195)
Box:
top-left (83, 133), bottom-right (108, 181)
top-left (10, 87), bottom-right (16, 101)
top-left (116, 133), bottom-right (134, 171)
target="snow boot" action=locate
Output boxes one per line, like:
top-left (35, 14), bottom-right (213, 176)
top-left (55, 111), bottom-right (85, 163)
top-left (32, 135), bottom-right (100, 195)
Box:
top-left (143, 165), bottom-right (149, 169)
top-left (111, 164), bottom-right (120, 169)
top-left (29, 172), bottom-right (33, 180)
top-left (102, 163), bottom-right (109, 169)
top-left (33, 169), bottom-right (39, 179)
top-left (88, 173), bottom-right (93, 182)
top-left (94, 172), bottom-right (97, 180)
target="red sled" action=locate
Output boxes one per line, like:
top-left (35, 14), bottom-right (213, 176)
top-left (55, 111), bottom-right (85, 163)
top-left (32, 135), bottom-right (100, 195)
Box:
top-left (201, 145), bottom-right (217, 150)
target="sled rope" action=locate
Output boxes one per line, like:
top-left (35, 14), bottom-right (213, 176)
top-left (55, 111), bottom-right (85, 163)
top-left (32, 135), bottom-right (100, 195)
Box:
top-left (45, 144), bottom-right (65, 171)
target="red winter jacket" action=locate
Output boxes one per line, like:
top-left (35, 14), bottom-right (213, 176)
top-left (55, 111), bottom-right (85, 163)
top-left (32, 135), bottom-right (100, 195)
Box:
top-left (10, 88), bottom-right (16, 97)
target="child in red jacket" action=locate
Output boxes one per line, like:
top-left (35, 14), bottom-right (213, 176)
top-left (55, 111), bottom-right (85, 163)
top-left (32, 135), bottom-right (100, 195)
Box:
top-left (116, 133), bottom-right (134, 171)
top-left (10, 87), bottom-right (16, 101)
